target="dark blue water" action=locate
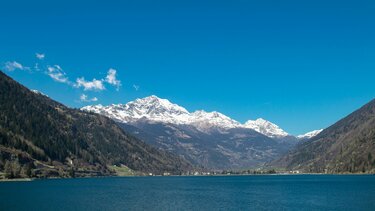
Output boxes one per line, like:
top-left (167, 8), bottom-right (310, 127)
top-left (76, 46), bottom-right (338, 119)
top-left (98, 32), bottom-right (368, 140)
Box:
top-left (1, 175), bottom-right (375, 210)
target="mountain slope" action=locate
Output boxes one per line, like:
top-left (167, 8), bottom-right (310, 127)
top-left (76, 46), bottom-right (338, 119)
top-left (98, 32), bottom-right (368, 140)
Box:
top-left (272, 99), bottom-right (375, 173)
top-left (118, 121), bottom-right (292, 169)
top-left (0, 71), bottom-right (191, 178)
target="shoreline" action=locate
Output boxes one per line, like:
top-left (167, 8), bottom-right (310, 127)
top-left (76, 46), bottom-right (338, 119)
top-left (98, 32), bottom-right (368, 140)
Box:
top-left (1, 173), bottom-right (374, 182)
top-left (0, 178), bottom-right (34, 182)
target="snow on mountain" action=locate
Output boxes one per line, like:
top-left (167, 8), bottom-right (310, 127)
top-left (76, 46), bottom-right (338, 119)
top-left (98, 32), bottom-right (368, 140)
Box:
top-left (82, 95), bottom-right (191, 124)
top-left (31, 89), bottom-right (48, 97)
top-left (190, 110), bottom-right (241, 131)
top-left (297, 129), bottom-right (323, 139)
top-left (243, 118), bottom-right (289, 138)
top-left (82, 95), bottom-right (241, 131)
top-left (82, 95), bottom-right (288, 137)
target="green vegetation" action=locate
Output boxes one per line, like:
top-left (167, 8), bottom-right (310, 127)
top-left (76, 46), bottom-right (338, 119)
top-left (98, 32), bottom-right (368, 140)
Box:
top-left (109, 165), bottom-right (137, 176)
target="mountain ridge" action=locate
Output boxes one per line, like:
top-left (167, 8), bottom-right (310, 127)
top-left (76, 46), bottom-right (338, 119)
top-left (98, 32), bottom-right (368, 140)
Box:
top-left (82, 95), bottom-right (305, 138)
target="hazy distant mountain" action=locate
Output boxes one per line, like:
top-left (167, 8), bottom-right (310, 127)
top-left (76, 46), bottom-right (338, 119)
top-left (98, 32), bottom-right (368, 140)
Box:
top-left (0, 71), bottom-right (191, 178)
top-left (82, 96), bottom-right (298, 169)
top-left (272, 99), bottom-right (375, 173)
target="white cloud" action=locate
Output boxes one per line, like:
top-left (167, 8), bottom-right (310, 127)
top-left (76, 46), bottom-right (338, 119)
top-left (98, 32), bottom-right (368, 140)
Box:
top-left (133, 84), bottom-right (140, 91)
top-left (3, 56), bottom-right (125, 96)
top-left (75, 77), bottom-right (105, 91)
top-left (80, 94), bottom-right (98, 102)
top-left (105, 68), bottom-right (121, 90)
top-left (47, 65), bottom-right (70, 83)
top-left (34, 63), bottom-right (40, 71)
top-left (36, 53), bottom-right (45, 60)
top-left (4, 61), bottom-right (29, 71)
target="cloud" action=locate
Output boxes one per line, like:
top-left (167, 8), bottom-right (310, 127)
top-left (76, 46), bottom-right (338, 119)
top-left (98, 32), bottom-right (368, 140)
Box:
top-left (47, 65), bottom-right (70, 83)
top-left (3, 55), bottom-right (126, 95)
top-left (36, 53), bottom-right (45, 60)
top-left (133, 84), bottom-right (140, 91)
top-left (75, 77), bottom-right (105, 91)
top-left (3, 61), bottom-right (29, 71)
top-left (80, 94), bottom-right (98, 102)
top-left (34, 63), bottom-right (40, 71)
top-left (75, 68), bottom-right (121, 91)
top-left (105, 68), bottom-right (121, 90)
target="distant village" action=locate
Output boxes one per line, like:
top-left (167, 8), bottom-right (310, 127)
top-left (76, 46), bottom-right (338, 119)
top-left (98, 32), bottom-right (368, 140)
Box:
top-left (153, 169), bottom-right (302, 177)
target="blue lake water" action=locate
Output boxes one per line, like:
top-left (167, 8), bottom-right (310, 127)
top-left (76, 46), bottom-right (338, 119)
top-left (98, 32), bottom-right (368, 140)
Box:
top-left (0, 175), bottom-right (374, 210)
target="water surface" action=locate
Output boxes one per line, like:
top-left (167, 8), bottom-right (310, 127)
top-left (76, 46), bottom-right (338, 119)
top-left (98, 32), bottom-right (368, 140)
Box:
top-left (1, 175), bottom-right (374, 210)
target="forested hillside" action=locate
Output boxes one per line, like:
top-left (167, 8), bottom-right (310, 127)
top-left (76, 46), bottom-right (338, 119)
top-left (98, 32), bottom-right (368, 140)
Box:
top-left (271, 98), bottom-right (375, 173)
top-left (0, 71), bottom-right (191, 178)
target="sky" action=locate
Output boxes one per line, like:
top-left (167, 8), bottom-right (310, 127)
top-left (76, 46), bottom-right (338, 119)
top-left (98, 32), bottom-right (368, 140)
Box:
top-left (1, 0), bottom-right (375, 135)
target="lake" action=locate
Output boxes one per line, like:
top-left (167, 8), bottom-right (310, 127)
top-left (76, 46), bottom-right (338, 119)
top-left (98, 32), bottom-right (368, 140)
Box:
top-left (1, 175), bottom-right (374, 210)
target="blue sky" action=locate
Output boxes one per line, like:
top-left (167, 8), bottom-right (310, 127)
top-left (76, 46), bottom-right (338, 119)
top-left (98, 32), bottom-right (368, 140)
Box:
top-left (1, 0), bottom-right (375, 135)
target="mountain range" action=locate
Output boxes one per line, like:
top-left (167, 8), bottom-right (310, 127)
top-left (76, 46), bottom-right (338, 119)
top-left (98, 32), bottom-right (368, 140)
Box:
top-left (82, 96), bottom-right (319, 169)
top-left (82, 95), bottom-right (302, 138)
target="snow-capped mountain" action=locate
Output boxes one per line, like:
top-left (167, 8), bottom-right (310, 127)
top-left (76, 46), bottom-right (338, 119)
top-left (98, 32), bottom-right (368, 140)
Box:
top-left (297, 129), bottom-right (323, 139)
top-left (83, 95), bottom-right (191, 124)
top-left (82, 95), bottom-right (241, 131)
top-left (190, 110), bottom-right (241, 131)
top-left (243, 118), bottom-right (289, 138)
top-left (82, 95), bottom-right (287, 137)
top-left (82, 95), bottom-right (299, 169)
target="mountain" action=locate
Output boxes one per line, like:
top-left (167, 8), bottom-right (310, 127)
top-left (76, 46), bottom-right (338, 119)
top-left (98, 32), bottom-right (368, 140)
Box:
top-left (82, 95), bottom-right (287, 136)
top-left (82, 96), bottom-right (297, 169)
top-left (272, 99), bottom-right (375, 173)
top-left (0, 71), bottom-right (191, 179)
top-left (297, 129), bottom-right (323, 140)
top-left (82, 95), bottom-right (241, 132)
top-left (243, 118), bottom-right (289, 138)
